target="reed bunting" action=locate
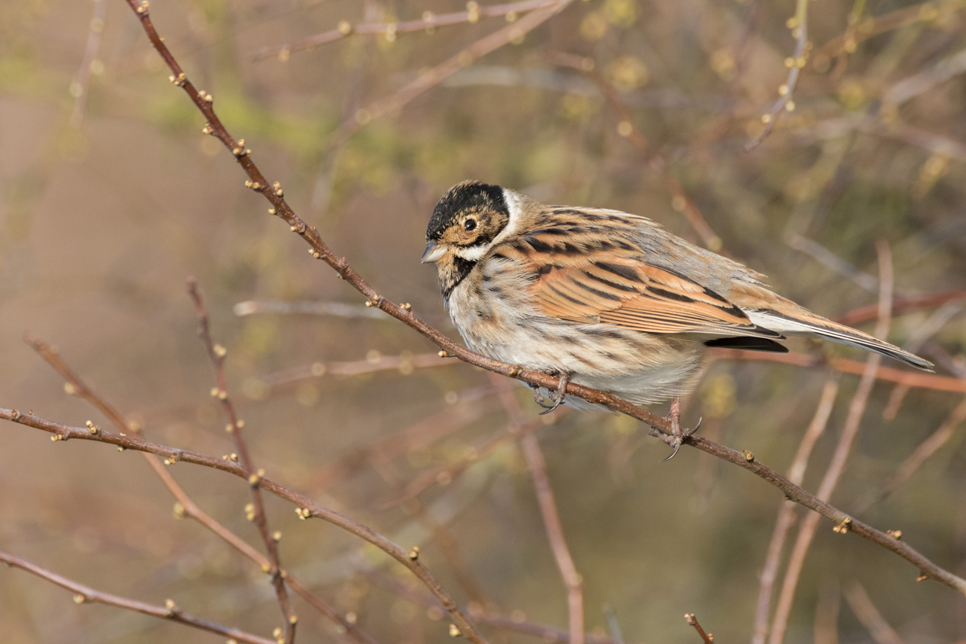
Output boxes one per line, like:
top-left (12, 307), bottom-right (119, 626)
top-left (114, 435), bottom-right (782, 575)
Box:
top-left (422, 181), bottom-right (932, 445)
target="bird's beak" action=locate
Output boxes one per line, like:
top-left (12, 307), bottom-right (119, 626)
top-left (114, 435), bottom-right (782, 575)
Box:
top-left (421, 241), bottom-right (446, 264)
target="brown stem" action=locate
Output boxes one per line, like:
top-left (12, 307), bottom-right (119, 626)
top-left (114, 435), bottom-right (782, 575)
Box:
top-left (252, 0), bottom-right (562, 62)
top-left (0, 551), bottom-right (275, 644)
top-left (752, 377), bottom-right (840, 644)
top-left (521, 434), bottom-right (584, 644)
top-left (768, 241), bottom-right (893, 644)
top-left (684, 613), bottom-right (714, 644)
top-left (745, 0), bottom-right (809, 151)
top-left (4, 408), bottom-right (965, 596)
top-left (186, 279), bottom-right (297, 644)
top-left (707, 349), bottom-right (966, 394)
top-left (23, 334), bottom-right (378, 644)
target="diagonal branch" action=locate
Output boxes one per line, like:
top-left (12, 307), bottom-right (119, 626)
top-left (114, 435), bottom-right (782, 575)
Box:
top-left (23, 333), bottom-right (378, 644)
top-left (187, 279), bottom-right (297, 644)
top-left (0, 551), bottom-right (276, 644)
top-left (104, 0), bottom-right (966, 607)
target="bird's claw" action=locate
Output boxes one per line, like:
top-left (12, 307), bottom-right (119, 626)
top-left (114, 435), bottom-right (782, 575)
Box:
top-left (533, 372), bottom-right (571, 415)
top-left (657, 416), bottom-right (702, 462)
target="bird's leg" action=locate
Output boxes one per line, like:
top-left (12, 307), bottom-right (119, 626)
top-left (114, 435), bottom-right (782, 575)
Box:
top-left (660, 396), bottom-right (702, 461)
top-left (530, 384), bottom-right (552, 409)
top-left (538, 371), bottom-right (572, 416)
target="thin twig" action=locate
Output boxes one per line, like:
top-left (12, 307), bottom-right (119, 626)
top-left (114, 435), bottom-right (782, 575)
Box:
top-left (325, 0), bottom-right (574, 149)
top-left (547, 51), bottom-right (722, 252)
top-left (836, 290), bottom-right (966, 326)
top-left (521, 433), bottom-right (584, 644)
top-left (843, 582), bottom-right (905, 644)
top-left (752, 377), bottom-right (840, 644)
top-left (602, 606), bottom-right (624, 644)
top-left (707, 349), bottom-right (966, 394)
top-left (186, 279), bottom-right (297, 644)
top-left (746, 0), bottom-right (809, 151)
top-left (107, 0), bottom-right (966, 603)
top-left (381, 412), bottom-right (553, 509)
top-left (768, 241), bottom-right (893, 644)
top-left (70, 0), bottom-right (107, 127)
top-left (2, 405), bottom-right (489, 642)
top-left (813, 2), bottom-right (950, 67)
top-left (0, 551), bottom-right (275, 644)
top-left (23, 334), bottom-right (378, 644)
top-left (855, 396), bottom-right (966, 514)
top-left (684, 613), bottom-right (714, 644)
top-left (252, 0), bottom-right (560, 62)
top-left (4, 407), bottom-right (966, 596)
top-left (260, 352), bottom-right (453, 390)
top-left (234, 299), bottom-right (387, 319)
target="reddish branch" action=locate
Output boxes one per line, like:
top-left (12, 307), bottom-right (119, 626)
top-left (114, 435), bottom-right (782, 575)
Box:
top-left (0, 551), bottom-right (276, 644)
top-left (708, 349), bottom-right (966, 394)
top-left (23, 334), bottom-right (378, 644)
top-left (836, 290), bottom-right (966, 326)
top-left (4, 408), bottom-right (966, 596)
top-left (768, 242), bottom-right (893, 644)
top-left (521, 434), bottom-right (584, 644)
top-left (187, 279), bottom-right (298, 644)
top-left (2, 406), bottom-right (490, 643)
top-left (751, 377), bottom-right (839, 644)
top-left (684, 613), bottom-right (714, 644)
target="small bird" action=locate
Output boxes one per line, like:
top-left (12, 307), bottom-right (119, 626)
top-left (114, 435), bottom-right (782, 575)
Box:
top-left (422, 181), bottom-right (933, 450)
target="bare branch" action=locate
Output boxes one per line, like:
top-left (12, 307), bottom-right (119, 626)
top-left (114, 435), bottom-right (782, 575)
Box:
top-left (187, 279), bottom-right (296, 643)
top-left (752, 377), bottom-right (840, 644)
top-left (0, 551), bottom-right (275, 644)
top-left (843, 582), bottom-right (906, 644)
top-left (548, 51), bottom-right (723, 252)
top-left (252, 0), bottom-right (561, 62)
top-left (684, 613), bottom-right (714, 644)
top-left (4, 407), bottom-right (965, 596)
top-left (24, 334), bottom-right (378, 644)
top-left (768, 241), bottom-right (893, 644)
top-left (521, 434), bottom-right (584, 644)
top-left (746, 0), bottom-right (809, 151)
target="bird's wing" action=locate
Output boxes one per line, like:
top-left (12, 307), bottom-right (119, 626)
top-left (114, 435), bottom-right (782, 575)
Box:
top-left (521, 245), bottom-right (782, 339)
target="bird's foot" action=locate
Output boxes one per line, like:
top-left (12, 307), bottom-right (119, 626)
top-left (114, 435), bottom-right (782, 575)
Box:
top-left (649, 396), bottom-right (702, 461)
top-left (530, 384), bottom-right (551, 409)
top-left (532, 372), bottom-right (572, 415)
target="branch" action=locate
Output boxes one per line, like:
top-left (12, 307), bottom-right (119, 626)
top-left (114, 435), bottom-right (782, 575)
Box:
top-left (324, 0), bottom-right (574, 149)
top-left (252, 0), bottom-right (561, 62)
top-left (708, 349), bottom-right (966, 394)
top-left (752, 377), bottom-right (839, 644)
top-left (521, 434), bottom-right (584, 644)
top-left (4, 408), bottom-right (965, 599)
top-left (684, 613), bottom-right (713, 644)
top-left (23, 334), bottom-right (378, 644)
top-left (746, 0), bottom-right (809, 151)
top-left (111, 0), bottom-right (966, 602)
top-left (187, 278), bottom-right (297, 644)
top-left (0, 551), bottom-right (276, 644)
top-left (547, 51), bottom-right (723, 252)
top-left (1, 405), bottom-right (489, 643)
top-left (768, 241), bottom-right (892, 644)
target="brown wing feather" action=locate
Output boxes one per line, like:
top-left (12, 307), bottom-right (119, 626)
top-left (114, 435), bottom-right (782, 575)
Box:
top-left (516, 229), bottom-right (782, 338)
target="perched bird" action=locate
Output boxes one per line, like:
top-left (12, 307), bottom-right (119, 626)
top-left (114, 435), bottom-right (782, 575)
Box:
top-left (422, 181), bottom-right (933, 448)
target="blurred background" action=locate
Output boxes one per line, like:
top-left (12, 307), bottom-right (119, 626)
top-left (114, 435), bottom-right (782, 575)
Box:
top-left (1, 0), bottom-right (966, 642)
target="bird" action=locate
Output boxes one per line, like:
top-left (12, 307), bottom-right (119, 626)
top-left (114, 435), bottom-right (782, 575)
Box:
top-left (421, 180), bottom-right (933, 454)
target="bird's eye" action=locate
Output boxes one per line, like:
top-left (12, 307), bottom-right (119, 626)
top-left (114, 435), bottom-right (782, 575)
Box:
top-left (463, 219), bottom-right (477, 232)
